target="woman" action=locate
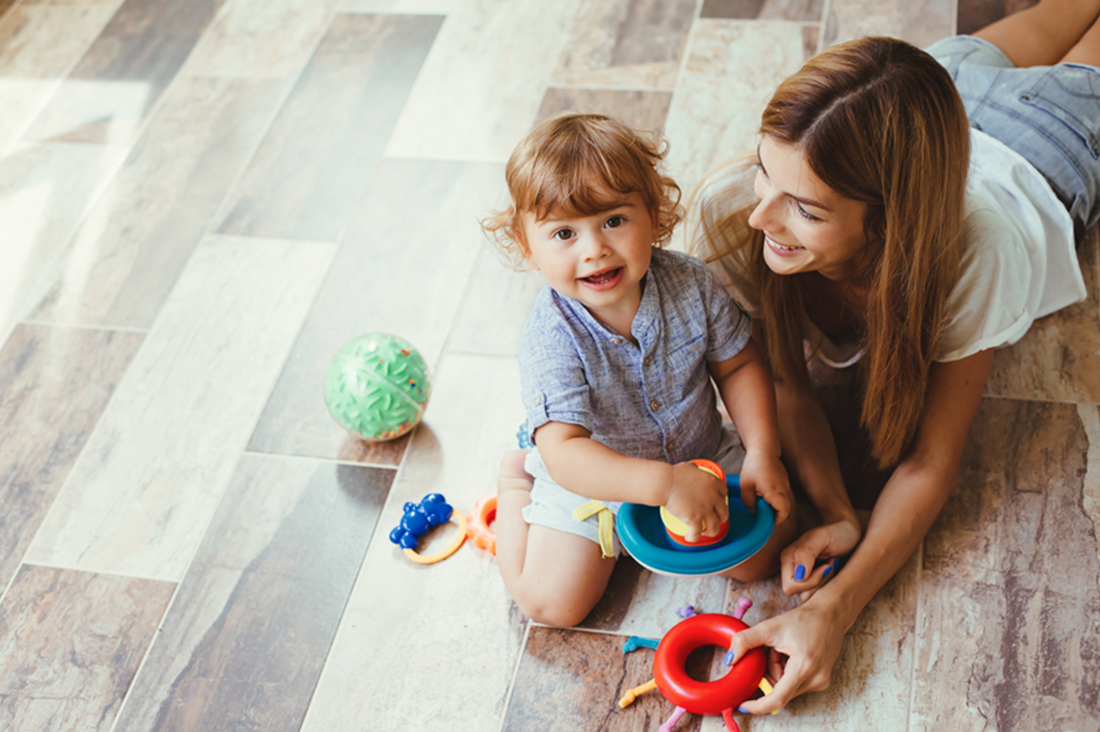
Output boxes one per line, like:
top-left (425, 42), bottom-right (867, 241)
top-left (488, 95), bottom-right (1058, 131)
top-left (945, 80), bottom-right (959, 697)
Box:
top-left (691, 0), bottom-right (1100, 712)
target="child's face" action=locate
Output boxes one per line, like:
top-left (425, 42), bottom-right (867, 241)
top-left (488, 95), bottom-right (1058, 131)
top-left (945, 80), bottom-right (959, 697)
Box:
top-left (749, 135), bottom-right (871, 282)
top-left (522, 191), bottom-right (657, 330)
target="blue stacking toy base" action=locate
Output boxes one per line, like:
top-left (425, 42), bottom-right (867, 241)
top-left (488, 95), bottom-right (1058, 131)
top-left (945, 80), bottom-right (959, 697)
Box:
top-left (617, 476), bottom-right (775, 576)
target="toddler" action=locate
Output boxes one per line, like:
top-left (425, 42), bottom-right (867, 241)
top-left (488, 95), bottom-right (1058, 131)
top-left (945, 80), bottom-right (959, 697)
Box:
top-left (482, 113), bottom-right (795, 627)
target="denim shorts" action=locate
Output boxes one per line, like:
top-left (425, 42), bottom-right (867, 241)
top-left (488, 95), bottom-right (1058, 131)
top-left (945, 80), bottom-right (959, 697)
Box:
top-left (926, 35), bottom-right (1100, 237)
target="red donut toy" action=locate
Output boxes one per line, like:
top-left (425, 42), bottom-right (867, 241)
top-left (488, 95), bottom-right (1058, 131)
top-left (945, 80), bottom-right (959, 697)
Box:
top-left (653, 613), bottom-right (766, 716)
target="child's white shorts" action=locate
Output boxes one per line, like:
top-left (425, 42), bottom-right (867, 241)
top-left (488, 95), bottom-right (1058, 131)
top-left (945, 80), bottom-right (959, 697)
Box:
top-left (521, 424), bottom-right (745, 558)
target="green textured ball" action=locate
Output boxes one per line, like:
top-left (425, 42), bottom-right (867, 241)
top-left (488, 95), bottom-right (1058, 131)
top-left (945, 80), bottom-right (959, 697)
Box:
top-left (322, 333), bottom-right (431, 442)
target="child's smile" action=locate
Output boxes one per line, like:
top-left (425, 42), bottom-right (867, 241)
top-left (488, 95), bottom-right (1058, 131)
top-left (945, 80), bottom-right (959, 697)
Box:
top-left (522, 190), bottom-right (657, 336)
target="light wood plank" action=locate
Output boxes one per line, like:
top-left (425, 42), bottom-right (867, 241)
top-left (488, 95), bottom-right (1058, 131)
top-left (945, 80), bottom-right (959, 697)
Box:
top-left (23, 0), bottom-right (225, 144)
top-left (215, 13), bottom-right (442, 241)
top-left (0, 5), bottom-right (119, 78)
top-left (113, 456), bottom-right (392, 732)
top-left (179, 0), bottom-right (338, 79)
top-left (0, 142), bottom-right (127, 333)
top-left (29, 77), bottom-right (285, 328)
top-left (25, 236), bottom-right (336, 581)
top-left (247, 158), bottom-right (502, 463)
top-left (0, 325), bottom-right (143, 591)
top-left (0, 565), bottom-right (175, 732)
top-left (298, 353), bottom-right (527, 732)
top-left (384, 0), bottom-right (584, 163)
top-left (822, 0), bottom-right (954, 49)
top-left (663, 20), bottom-right (811, 195)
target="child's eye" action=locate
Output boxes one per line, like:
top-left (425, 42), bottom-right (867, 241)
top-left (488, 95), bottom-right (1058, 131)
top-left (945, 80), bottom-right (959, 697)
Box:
top-left (605, 215), bottom-right (625, 228)
top-left (794, 201), bottom-right (822, 222)
top-left (552, 228), bottom-right (575, 241)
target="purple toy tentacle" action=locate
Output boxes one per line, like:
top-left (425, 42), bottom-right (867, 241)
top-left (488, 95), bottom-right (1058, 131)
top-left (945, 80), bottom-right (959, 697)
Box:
top-left (659, 706), bottom-right (687, 732)
top-left (732, 597), bottom-right (752, 620)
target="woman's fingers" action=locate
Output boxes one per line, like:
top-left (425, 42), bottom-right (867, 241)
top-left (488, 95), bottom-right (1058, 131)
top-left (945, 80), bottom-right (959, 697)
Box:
top-left (725, 622), bottom-right (770, 666)
top-left (781, 531), bottom-right (831, 594)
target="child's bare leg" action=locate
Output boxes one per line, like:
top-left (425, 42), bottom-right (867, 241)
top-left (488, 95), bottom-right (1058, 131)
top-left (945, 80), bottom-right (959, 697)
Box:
top-left (1062, 9), bottom-right (1100, 66)
top-left (718, 509), bottom-right (798, 582)
top-left (974, 0), bottom-right (1100, 67)
top-left (495, 451), bottom-right (617, 627)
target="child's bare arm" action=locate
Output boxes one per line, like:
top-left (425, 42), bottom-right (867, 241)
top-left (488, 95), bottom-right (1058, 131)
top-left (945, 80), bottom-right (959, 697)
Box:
top-left (708, 338), bottom-right (793, 523)
top-left (534, 421), bottom-right (729, 541)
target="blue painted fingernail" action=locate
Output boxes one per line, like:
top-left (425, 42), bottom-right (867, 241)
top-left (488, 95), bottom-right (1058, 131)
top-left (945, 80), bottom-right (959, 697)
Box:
top-left (822, 564), bottom-right (833, 579)
top-left (723, 650), bottom-right (736, 666)
top-left (794, 564), bottom-right (806, 581)
top-left (738, 706), bottom-right (750, 714)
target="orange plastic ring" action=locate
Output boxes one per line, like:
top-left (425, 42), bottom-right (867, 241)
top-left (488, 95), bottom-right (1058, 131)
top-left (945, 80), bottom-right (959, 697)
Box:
top-left (403, 510), bottom-right (467, 564)
top-left (466, 493), bottom-right (497, 555)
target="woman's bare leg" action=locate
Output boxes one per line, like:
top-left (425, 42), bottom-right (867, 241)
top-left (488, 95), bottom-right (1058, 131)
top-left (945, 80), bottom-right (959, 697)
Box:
top-left (974, 0), bottom-right (1100, 67)
top-left (1062, 10), bottom-right (1100, 66)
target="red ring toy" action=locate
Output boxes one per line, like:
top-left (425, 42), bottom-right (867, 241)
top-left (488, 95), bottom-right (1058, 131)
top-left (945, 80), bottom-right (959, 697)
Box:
top-left (653, 613), bottom-right (766, 715)
top-left (466, 493), bottom-right (497, 555)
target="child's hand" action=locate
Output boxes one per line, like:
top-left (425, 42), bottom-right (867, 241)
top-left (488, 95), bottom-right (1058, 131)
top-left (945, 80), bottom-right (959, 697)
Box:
top-left (738, 450), bottom-right (792, 524)
top-left (664, 463), bottom-right (730, 543)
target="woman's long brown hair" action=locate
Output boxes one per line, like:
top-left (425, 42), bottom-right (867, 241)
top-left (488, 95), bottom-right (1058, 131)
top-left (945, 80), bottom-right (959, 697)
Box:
top-left (697, 37), bottom-right (970, 467)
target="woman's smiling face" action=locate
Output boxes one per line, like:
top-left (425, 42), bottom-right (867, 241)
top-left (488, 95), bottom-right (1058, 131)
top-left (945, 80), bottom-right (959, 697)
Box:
top-left (749, 135), bottom-right (872, 282)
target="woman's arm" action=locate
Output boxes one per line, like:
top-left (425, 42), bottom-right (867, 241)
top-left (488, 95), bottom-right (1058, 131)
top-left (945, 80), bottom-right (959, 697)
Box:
top-left (729, 347), bottom-right (994, 713)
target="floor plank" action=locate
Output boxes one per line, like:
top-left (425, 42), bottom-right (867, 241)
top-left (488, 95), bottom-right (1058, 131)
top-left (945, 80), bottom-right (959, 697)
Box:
top-left (0, 4), bottom-right (120, 78)
top-left (29, 77), bottom-right (285, 328)
top-left (179, 0), bottom-right (338, 79)
top-left (298, 353), bottom-right (528, 732)
top-left (663, 20), bottom-right (812, 196)
top-left (550, 0), bottom-right (695, 90)
top-left (912, 399), bottom-right (1100, 731)
top-left (701, 0), bottom-right (824, 20)
top-left (246, 158), bottom-right (502, 464)
top-left (384, 0), bottom-right (584, 162)
top-left (25, 236), bottom-right (335, 581)
top-left (23, 0), bottom-right (224, 144)
top-left (985, 226), bottom-right (1100, 404)
top-left (0, 324), bottom-right (143, 591)
top-left (215, 13), bottom-right (442, 241)
top-left (822, 0), bottom-right (954, 49)
top-left (0, 565), bottom-right (175, 732)
top-left (112, 455), bottom-right (392, 732)
top-left (0, 142), bottom-right (127, 333)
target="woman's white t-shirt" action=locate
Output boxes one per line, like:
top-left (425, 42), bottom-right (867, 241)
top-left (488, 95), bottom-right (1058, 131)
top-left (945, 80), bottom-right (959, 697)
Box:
top-left (692, 128), bottom-right (1083, 367)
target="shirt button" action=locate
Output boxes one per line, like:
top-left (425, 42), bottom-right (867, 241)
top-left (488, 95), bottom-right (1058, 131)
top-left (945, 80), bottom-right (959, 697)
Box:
top-left (667, 440), bottom-right (676, 451)
top-left (650, 399), bottom-right (660, 411)
top-left (643, 356), bottom-right (651, 367)
top-left (611, 337), bottom-right (622, 345)
top-left (533, 396), bottom-right (541, 405)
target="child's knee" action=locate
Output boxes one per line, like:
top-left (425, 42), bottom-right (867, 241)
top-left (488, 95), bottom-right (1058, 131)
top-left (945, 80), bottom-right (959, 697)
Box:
top-left (498, 450), bottom-right (532, 486)
top-left (512, 587), bottom-right (595, 628)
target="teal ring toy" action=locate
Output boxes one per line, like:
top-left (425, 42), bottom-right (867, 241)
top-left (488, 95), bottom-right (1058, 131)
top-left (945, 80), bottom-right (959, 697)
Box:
top-left (617, 475), bottom-right (775, 576)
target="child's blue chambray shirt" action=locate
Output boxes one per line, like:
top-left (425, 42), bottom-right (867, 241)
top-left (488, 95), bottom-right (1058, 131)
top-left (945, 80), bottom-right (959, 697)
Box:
top-left (517, 247), bottom-right (752, 465)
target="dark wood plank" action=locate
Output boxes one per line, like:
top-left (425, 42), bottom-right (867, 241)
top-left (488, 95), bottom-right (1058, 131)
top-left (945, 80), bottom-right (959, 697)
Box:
top-left (913, 399), bottom-right (1100, 731)
top-left (957, 0), bottom-right (1039, 36)
top-left (0, 565), bottom-right (175, 732)
top-left (25, 0), bottom-right (224, 143)
top-left (0, 324), bottom-right (143, 590)
top-left (535, 89), bottom-right (672, 134)
top-left (29, 78), bottom-right (284, 328)
top-left (246, 158), bottom-right (502, 464)
top-left (216, 13), bottom-right (443, 242)
top-left (504, 627), bottom-right (712, 731)
top-left (111, 455), bottom-right (392, 732)
top-left (701, 0), bottom-right (823, 20)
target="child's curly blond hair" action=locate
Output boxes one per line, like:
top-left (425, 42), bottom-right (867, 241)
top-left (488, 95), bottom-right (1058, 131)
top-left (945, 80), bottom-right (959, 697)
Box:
top-left (481, 113), bottom-right (683, 268)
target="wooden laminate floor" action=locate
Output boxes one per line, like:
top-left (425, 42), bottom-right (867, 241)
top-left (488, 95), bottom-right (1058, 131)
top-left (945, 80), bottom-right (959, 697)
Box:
top-left (2, 0), bottom-right (1098, 730)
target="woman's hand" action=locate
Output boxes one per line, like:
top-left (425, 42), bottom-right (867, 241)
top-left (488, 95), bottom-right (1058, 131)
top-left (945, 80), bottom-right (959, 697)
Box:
top-left (727, 594), bottom-right (850, 714)
top-left (664, 462), bottom-right (730, 542)
top-left (739, 448), bottom-right (793, 524)
top-left (781, 517), bottom-right (861, 601)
